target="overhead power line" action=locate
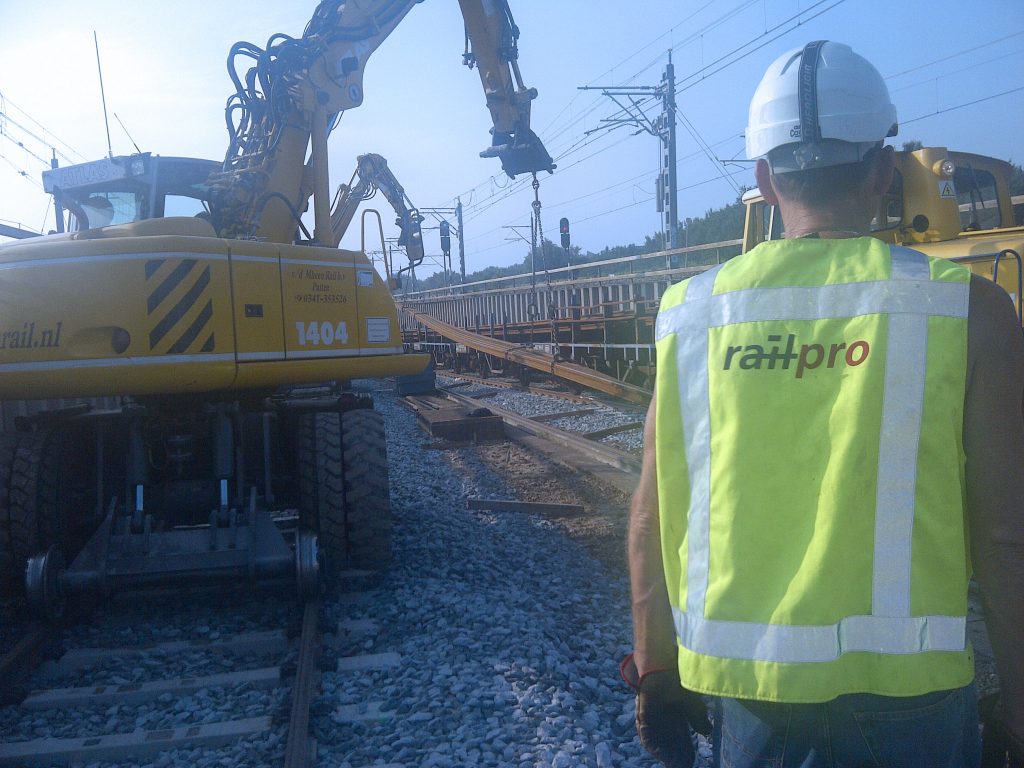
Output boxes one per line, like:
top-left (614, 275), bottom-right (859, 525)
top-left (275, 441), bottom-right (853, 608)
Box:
top-left (443, 0), bottom-right (848, 216)
top-left (0, 152), bottom-right (42, 191)
top-left (0, 131), bottom-right (50, 167)
top-left (889, 48), bottom-right (1024, 96)
top-left (0, 94), bottom-right (83, 165)
top-left (901, 84), bottom-right (1024, 126)
top-left (884, 30), bottom-right (1024, 79)
top-left (675, 0), bottom-right (848, 95)
top-left (440, 7), bottom-right (1020, 261)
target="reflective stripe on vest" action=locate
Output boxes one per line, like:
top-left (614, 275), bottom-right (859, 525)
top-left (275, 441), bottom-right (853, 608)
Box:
top-left (655, 246), bottom-right (969, 664)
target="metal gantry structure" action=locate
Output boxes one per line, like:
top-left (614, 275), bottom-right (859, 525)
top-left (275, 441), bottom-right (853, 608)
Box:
top-left (419, 201), bottom-right (465, 283)
top-left (579, 52), bottom-right (679, 249)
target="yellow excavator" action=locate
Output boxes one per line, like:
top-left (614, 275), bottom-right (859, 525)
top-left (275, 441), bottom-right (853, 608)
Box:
top-left (742, 147), bottom-right (1023, 325)
top-left (0, 0), bottom-right (553, 618)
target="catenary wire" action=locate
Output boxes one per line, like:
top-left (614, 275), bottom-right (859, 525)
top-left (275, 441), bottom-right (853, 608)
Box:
top-left (0, 92), bottom-right (85, 163)
top-left (444, 0), bottom-right (847, 216)
top-left (884, 30), bottom-right (1024, 80)
top-left (901, 85), bottom-right (1024, 126)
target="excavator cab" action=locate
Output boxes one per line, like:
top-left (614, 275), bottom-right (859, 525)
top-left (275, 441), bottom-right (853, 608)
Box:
top-left (43, 154), bottom-right (218, 231)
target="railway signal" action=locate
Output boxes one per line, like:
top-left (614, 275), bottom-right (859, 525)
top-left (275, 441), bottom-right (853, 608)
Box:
top-left (440, 219), bottom-right (451, 256)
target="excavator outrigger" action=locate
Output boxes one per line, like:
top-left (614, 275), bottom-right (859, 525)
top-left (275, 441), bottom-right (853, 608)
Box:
top-left (0, 0), bottom-right (553, 619)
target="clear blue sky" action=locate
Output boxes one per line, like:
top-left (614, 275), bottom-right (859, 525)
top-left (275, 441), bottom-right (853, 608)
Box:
top-left (1, 0), bottom-right (1022, 278)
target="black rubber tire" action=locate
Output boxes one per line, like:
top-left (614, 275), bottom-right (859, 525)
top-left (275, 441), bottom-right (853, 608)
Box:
top-left (341, 409), bottom-right (392, 569)
top-left (2, 430), bottom-right (49, 601)
top-left (295, 412), bottom-right (347, 579)
top-left (295, 413), bottom-right (318, 532)
top-left (0, 432), bottom-right (20, 598)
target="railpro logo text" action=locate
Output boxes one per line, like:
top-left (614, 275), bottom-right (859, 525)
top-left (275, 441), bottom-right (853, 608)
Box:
top-left (723, 334), bottom-right (870, 378)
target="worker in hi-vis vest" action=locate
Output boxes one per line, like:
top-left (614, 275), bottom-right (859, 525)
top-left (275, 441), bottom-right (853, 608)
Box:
top-left (624, 41), bottom-right (1024, 767)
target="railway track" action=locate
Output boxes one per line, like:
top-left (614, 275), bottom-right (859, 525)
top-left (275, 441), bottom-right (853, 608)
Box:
top-left (429, 375), bottom-right (645, 494)
top-left (437, 371), bottom-right (593, 404)
top-left (0, 381), bottom-right (665, 767)
top-left (0, 588), bottom-right (324, 767)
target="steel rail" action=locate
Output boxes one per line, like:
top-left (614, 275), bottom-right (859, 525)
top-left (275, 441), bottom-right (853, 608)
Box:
top-left (441, 389), bottom-right (641, 476)
top-left (283, 597), bottom-right (321, 768)
top-left (407, 311), bottom-right (652, 405)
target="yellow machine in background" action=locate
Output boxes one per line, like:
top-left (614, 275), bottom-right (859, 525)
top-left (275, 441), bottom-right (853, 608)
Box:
top-left (0, 0), bottom-right (554, 617)
top-left (329, 153), bottom-right (427, 282)
top-left (742, 147), bottom-right (1023, 324)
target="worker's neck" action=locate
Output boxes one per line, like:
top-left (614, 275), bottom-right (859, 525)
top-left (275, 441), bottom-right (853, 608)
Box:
top-left (780, 202), bottom-right (871, 240)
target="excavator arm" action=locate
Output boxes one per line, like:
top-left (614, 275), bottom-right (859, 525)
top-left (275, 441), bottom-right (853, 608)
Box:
top-left (208, 0), bottom-right (553, 245)
top-left (458, 0), bottom-right (554, 177)
top-left (329, 153), bottom-right (424, 262)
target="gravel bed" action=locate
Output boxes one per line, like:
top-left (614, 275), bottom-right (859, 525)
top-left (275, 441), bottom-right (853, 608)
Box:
top-left (0, 587), bottom-right (297, 766)
top-left (438, 375), bottom-right (647, 452)
top-left (547, 413), bottom-right (633, 435)
top-left (62, 590), bottom-right (295, 649)
top-left (312, 380), bottom-right (707, 767)
top-left (597, 430), bottom-right (643, 455)
top-left (0, 684), bottom-right (289, 742)
top-left (0, 378), bottom-right (688, 768)
top-left (33, 646), bottom-right (291, 689)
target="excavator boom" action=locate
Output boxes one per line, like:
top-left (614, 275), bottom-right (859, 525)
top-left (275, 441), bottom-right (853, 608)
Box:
top-left (329, 153), bottom-right (424, 260)
top-left (210, 0), bottom-right (553, 244)
top-left (457, 0), bottom-right (555, 176)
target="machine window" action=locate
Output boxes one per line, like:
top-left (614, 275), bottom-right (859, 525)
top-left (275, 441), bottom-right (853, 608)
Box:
top-left (871, 169), bottom-right (903, 232)
top-left (955, 166), bottom-right (1001, 230)
top-left (75, 191), bottom-right (142, 229)
top-left (165, 195), bottom-right (209, 218)
top-left (752, 200), bottom-right (782, 242)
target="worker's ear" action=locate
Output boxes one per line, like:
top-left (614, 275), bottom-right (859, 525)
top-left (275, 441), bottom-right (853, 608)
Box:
top-left (869, 145), bottom-right (896, 196)
top-left (755, 159), bottom-right (780, 206)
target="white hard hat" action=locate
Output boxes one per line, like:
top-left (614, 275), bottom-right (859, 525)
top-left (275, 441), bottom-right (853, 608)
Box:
top-left (746, 41), bottom-right (897, 173)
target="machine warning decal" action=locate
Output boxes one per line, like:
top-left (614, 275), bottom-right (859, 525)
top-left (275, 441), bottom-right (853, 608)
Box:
top-left (146, 258), bottom-right (215, 353)
top-left (939, 181), bottom-right (957, 199)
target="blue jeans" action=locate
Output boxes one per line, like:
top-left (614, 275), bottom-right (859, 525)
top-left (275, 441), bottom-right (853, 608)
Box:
top-left (712, 683), bottom-right (981, 768)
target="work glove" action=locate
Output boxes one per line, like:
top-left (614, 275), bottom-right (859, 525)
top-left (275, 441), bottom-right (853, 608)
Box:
top-left (621, 653), bottom-right (711, 768)
top-left (980, 694), bottom-right (1024, 768)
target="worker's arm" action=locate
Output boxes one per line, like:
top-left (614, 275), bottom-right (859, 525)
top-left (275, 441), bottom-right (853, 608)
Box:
top-left (628, 398), bottom-right (679, 675)
top-left (964, 274), bottom-right (1024, 739)
top-left (627, 397), bottom-right (711, 764)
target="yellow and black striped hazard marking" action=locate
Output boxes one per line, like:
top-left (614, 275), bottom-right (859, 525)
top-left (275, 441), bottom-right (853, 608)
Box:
top-left (145, 258), bottom-right (215, 353)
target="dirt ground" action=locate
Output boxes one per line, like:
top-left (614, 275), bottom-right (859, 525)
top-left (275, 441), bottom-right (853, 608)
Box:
top-left (470, 440), bottom-right (633, 580)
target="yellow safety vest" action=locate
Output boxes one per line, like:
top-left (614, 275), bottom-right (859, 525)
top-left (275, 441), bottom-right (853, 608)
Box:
top-left (655, 237), bottom-right (974, 703)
